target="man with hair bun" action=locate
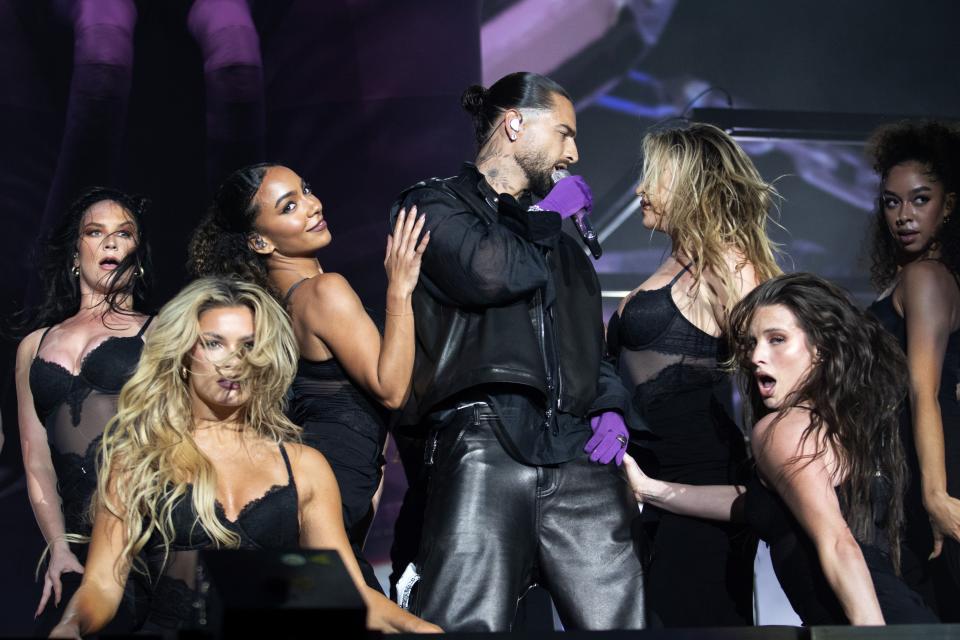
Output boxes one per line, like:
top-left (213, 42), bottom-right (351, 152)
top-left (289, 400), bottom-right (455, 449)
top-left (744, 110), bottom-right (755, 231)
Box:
top-left (389, 71), bottom-right (646, 632)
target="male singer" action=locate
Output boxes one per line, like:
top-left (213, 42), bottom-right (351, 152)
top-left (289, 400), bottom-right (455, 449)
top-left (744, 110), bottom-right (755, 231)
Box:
top-left (389, 72), bottom-right (646, 632)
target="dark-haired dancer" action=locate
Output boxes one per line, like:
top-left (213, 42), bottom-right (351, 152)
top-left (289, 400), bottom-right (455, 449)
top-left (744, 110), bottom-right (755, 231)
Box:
top-left (15, 188), bottom-right (152, 632)
top-left (624, 273), bottom-right (937, 625)
top-left (865, 120), bottom-right (960, 618)
top-left (189, 164), bottom-right (428, 591)
top-left (390, 72), bottom-right (645, 631)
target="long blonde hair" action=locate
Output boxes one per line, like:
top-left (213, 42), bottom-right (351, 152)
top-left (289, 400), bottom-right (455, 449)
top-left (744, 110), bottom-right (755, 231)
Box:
top-left (95, 277), bottom-right (300, 575)
top-left (640, 122), bottom-right (782, 313)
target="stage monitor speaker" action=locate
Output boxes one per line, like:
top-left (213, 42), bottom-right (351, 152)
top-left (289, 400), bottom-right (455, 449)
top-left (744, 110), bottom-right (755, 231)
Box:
top-left (200, 548), bottom-right (366, 638)
top-left (810, 624), bottom-right (960, 639)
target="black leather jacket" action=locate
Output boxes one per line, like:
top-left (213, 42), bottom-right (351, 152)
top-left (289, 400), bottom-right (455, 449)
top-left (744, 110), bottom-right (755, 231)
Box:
top-left (390, 164), bottom-right (637, 429)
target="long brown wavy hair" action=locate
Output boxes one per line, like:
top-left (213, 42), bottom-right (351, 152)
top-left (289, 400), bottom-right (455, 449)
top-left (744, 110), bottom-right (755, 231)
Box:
top-left (729, 273), bottom-right (908, 570)
top-left (640, 122), bottom-right (783, 316)
top-left (94, 277), bottom-right (300, 577)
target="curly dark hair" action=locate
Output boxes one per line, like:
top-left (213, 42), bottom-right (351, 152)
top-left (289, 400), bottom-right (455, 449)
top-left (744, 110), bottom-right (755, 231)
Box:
top-left (866, 120), bottom-right (960, 289)
top-left (729, 272), bottom-right (908, 571)
top-left (187, 162), bottom-right (278, 293)
top-left (13, 187), bottom-right (152, 335)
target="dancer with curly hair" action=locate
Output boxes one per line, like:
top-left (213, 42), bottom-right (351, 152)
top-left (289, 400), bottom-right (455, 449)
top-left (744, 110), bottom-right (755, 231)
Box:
top-left (188, 164), bottom-right (427, 590)
top-left (866, 120), bottom-right (960, 617)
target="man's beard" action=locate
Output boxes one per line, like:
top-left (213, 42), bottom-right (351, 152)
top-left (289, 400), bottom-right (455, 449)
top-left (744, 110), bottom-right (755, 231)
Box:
top-left (515, 148), bottom-right (555, 198)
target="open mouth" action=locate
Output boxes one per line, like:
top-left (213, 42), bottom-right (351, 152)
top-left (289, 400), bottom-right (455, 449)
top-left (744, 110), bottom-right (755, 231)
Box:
top-left (99, 257), bottom-right (120, 270)
top-left (756, 372), bottom-right (777, 398)
top-left (217, 379), bottom-right (240, 391)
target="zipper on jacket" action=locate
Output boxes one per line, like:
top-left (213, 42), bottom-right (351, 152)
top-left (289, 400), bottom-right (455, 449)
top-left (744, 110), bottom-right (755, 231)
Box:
top-left (548, 305), bottom-right (563, 436)
top-left (534, 289), bottom-right (554, 429)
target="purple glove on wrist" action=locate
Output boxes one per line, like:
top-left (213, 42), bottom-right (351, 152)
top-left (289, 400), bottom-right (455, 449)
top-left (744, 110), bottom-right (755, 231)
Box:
top-left (530, 175), bottom-right (593, 219)
top-left (584, 410), bottom-right (629, 466)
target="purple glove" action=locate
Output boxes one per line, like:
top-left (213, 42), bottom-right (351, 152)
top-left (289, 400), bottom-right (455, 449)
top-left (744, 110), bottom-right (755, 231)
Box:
top-left (530, 175), bottom-right (593, 219)
top-left (584, 411), bottom-right (629, 466)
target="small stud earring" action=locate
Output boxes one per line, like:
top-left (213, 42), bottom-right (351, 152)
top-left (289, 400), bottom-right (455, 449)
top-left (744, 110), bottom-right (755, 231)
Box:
top-left (72, 265), bottom-right (80, 277)
top-left (255, 238), bottom-right (267, 249)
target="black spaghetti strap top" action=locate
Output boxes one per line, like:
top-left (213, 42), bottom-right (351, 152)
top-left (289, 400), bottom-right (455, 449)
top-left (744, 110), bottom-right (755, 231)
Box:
top-left (27, 316), bottom-right (152, 533)
top-left (744, 470), bottom-right (935, 624)
top-left (608, 264), bottom-right (745, 484)
top-left (140, 443), bottom-right (301, 631)
top-left (282, 277), bottom-right (388, 531)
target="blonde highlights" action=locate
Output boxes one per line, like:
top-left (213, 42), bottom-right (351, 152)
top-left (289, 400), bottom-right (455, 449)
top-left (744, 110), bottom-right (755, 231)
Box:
top-left (640, 123), bottom-right (783, 313)
top-left (95, 277), bottom-right (300, 576)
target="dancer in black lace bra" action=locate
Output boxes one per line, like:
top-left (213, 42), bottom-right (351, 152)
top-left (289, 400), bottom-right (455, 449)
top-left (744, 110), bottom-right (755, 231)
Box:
top-left (138, 442), bottom-right (300, 631)
top-left (49, 278), bottom-right (440, 636)
top-left (30, 318), bottom-right (152, 535)
top-left (609, 123), bottom-right (782, 626)
top-left (188, 163), bottom-right (428, 590)
top-left (863, 121), bottom-right (960, 618)
top-left (624, 273), bottom-right (937, 625)
top-left (14, 187), bottom-right (151, 632)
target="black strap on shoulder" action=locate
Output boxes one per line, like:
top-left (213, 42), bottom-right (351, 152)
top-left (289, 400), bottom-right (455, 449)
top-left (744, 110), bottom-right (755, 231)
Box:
top-left (282, 277), bottom-right (311, 309)
top-left (35, 325), bottom-right (55, 350)
top-left (136, 315), bottom-right (154, 337)
top-left (278, 442), bottom-right (294, 483)
top-left (668, 261), bottom-right (694, 287)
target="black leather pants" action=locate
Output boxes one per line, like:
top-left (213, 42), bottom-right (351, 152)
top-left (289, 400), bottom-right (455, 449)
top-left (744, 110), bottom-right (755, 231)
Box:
top-left (411, 405), bottom-right (645, 631)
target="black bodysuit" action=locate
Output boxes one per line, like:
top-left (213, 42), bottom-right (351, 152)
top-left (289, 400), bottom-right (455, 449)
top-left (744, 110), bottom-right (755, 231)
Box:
top-left (608, 264), bottom-right (753, 626)
top-left (744, 471), bottom-right (936, 624)
top-left (870, 287), bottom-right (960, 617)
top-left (139, 443), bottom-right (301, 631)
top-left (30, 317), bottom-right (152, 535)
top-left (284, 277), bottom-right (388, 591)
top-left (29, 317), bottom-right (150, 634)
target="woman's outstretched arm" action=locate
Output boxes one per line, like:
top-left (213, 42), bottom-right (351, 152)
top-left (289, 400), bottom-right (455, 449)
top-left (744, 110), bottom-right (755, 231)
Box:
top-left (753, 409), bottom-right (884, 625)
top-left (621, 453), bottom-right (746, 521)
top-left (293, 444), bottom-right (441, 633)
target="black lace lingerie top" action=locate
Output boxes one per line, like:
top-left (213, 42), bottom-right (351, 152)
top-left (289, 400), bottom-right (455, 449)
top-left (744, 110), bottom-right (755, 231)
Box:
top-left (608, 264), bottom-right (745, 484)
top-left (29, 317), bottom-right (151, 534)
top-left (138, 443), bottom-right (301, 631)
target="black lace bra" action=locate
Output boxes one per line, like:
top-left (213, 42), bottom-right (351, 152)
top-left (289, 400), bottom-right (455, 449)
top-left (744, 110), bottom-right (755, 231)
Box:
top-left (30, 317), bottom-right (152, 425)
top-left (137, 443), bottom-right (301, 631)
top-left (27, 317), bottom-right (151, 533)
top-left (164, 442), bottom-right (301, 550)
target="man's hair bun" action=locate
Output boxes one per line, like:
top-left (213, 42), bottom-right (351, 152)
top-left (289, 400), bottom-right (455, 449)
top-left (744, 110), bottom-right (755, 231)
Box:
top-left (461, 84), bottom-right (488, 116)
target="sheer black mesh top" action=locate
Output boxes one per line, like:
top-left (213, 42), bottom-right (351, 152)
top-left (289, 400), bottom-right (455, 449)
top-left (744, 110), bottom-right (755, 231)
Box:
top-left (138, 443), bottom-right (301, 631)
top-left (28, 317), bottom-right (151, 534)
top-left (608, 264), bottom-right (745, 484)
top-left (282, 278), bottom-right (388, 463)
